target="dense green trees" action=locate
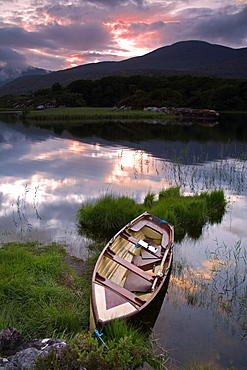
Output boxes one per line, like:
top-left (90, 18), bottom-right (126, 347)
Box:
top-left (1, 75), bottom-right (247, 110)
top-left (65, 75), bottom-right (247, 111)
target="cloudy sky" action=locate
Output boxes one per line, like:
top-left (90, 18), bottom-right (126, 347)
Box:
top-left (1, 0), bottom-right (247, 78)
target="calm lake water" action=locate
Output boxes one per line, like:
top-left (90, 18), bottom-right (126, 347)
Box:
top-left (0, 113), bottom-right (247, 369)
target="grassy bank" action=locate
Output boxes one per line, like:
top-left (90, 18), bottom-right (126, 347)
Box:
top-left (0, 241), bottom-right (165, 369)
top-left (0, 242), bottom-right (90, 339)
top-left (22, 107), bottom-right (174, 123)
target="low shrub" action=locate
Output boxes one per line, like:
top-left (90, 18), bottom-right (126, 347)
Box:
top-left (34, 320), bottom-right (166, 370)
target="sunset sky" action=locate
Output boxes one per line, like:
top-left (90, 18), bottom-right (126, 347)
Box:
top-left (1, 0), bottom-right (247, 79)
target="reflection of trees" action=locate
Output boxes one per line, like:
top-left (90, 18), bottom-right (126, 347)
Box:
top-left (169, 240), bottom-right (247, 337)
top-left (33, 114), bottom-right (247, 145)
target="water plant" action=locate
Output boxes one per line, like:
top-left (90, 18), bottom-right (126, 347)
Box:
top-left (144, 191), bottom-right (156, 208)
top-left (76, 194), bottom-right (139, 240)
top-left (10, 184), bottom-right (41, 233)
top-left (184, 362), bottom-right (218, 370)
top-left (77, 187), bottom-right (226, 242)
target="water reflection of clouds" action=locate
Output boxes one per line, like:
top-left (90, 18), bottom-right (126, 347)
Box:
top-left (1, 121), bottom-right (247, 250)
top-left (0, 127), bottom-right (173, 248)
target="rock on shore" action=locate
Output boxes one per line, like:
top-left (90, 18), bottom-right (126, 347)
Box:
top-left (0, 327), bottom-right (66, 369)
top-left (0, 327), bottom-right (154, 370)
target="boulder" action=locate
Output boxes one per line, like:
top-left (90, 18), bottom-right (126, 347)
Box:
top-left (0, 328), bottom-right (67, 369)
top-left (9, 348), bottom-right (42, 370)
top-left (0, 327), bottom-right (23, 356)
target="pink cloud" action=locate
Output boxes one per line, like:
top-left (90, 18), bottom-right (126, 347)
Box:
top-left (0, 0), bottom-right (247, 73)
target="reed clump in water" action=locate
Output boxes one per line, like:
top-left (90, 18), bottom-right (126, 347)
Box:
top-left (77, 187), bottom-right (227, 241)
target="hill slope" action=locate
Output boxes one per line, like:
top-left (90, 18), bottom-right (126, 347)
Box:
top-left (1, 40), bottom-right (247, 96)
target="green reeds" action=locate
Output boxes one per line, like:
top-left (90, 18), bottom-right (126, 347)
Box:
top-left (77, 194), bottom-right (139, 240)
top-left (76, 187), bottom-right (227, 242)
top-left (144, 191), bottom-right (156, 208)
top-left (200, 189), bottom-right (226, 223)
top-left (170, 239), bottom-right (247, 338)
top-left (184, 362), bottom-right (217, 370)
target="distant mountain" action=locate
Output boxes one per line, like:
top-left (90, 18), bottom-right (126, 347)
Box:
top-left (0, 66), bottom-right (51, 88)
top-left (1, 40), bottom-right (247, 96)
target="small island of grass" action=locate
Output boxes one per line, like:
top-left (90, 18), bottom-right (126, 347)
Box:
top-left (77, 187), bottom-right (227, 242)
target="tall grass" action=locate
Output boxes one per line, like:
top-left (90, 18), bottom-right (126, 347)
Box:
top-left (170, 239), bottom-right (247, 338)
top-left (0, 242), bottom-right (89, 340)
top-left (77, 187), bottom-right (226, 242)
top-left (77, 194), bottom-right (139, 240)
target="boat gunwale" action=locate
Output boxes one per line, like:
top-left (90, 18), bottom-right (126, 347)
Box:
top-left (91, 211), bottom-right (174, 327)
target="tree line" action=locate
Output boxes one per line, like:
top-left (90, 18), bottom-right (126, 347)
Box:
top-left (38, 74), bottom-right (247, 111)
top-left (1, 74), bottom-right (247, 111)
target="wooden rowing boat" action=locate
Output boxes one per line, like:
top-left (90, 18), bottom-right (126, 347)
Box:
top-left (90, 211), bottom-right (174, 329)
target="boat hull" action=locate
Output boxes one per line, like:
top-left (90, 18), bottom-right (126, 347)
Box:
top-left (90, 211), bottom-right (174, 329)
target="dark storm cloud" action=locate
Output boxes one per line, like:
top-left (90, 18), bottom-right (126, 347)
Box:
top-left (154, 4), bottom-right (247, 48)
top-left (42, 23), bottom-right (113, 51)
top-left (0, 48), bottom-right (27, 67)
top-left (0, 21), bottom-right (114, 62)
top-left (193, 6), bottom-right (247, 46)
top-left (0, 27), bottom-right (54, 49)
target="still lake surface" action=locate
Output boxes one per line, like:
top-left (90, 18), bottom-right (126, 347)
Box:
top-left (0, 113), bottom-right (247, 369)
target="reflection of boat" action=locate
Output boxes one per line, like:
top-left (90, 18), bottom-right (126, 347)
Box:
top-left (90, 211), bottom-right (174, 329)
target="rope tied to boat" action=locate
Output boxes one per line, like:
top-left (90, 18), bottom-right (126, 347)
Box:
top-left (94, 329), bottom-right (109, 349)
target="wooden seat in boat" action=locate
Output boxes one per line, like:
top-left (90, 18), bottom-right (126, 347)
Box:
top-left (103, 247), bottom-right (155, 282)
top-left (95, 272), bottom-right (146, 306)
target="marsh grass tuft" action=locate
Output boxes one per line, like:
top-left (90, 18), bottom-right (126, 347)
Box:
top-left (144, 191), bottom-right (156, 208)
top-left (184, 362), bottom-right (218, 370)
top-left (200, 190), bottom-right (226, 223)
top-left (77, 194), bottom-right (138, 240)
top-left (77, 187), bottom-right (226, 242)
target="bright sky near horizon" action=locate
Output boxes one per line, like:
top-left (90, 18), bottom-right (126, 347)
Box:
top-left (0, 0), bottom-right (247, 80)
